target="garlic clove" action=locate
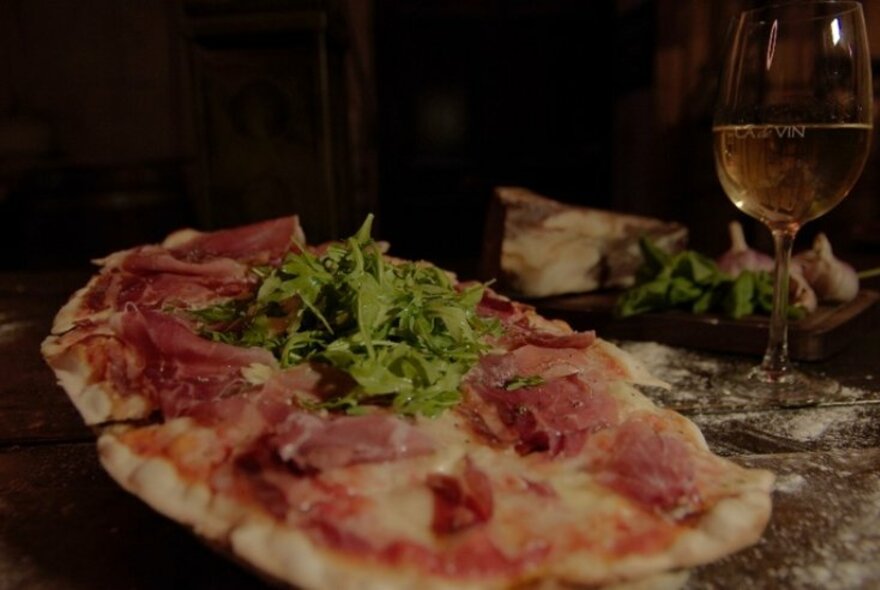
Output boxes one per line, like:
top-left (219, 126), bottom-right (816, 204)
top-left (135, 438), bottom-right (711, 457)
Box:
top-left (794, 233), bottom-right (859, 303)
top-left (717, 221), bottom-right (774, 276)
top-left (789, 265), bottom-right (818, 313)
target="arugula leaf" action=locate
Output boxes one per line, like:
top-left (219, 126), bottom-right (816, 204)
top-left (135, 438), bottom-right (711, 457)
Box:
top-left (504, 375), bottom-right (545, 390)
top-left (615, 279), bottom-right (672, 317)
top-left (672, 251), bottom-right (724, 286)
top-left (723, 271), bottom-right (756, 319)
top-left (692, 288), bottom-right (722, 314)
top-left (667, 277), bottom-right (704, 305)
top-left (188, 300), bottom-right (241, 324)
top-left (189, 215), bottom-right (498, 417)
top-left (637, 238), bottom-right (672, 281)
top-left (755, 271), bottom-right (775, 312)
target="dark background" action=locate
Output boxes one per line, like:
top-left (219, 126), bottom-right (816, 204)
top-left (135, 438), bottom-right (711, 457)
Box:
top-left (0, 0), bottom-right (878, 275)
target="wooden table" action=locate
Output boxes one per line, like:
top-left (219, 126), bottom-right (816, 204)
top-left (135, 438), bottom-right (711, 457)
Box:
top-left (1, 271), bottom-right (878, 589)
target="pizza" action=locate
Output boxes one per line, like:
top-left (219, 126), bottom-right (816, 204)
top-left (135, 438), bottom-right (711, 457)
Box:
top-left (41, 215), bottom-right (774, 590)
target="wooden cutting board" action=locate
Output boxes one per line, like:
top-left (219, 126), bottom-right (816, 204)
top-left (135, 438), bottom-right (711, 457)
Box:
top-left (535, 289), bottom-right (880, 362)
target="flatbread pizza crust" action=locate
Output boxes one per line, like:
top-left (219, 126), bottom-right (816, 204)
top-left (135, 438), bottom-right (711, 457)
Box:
top-left (98, 427), bottom-right (770, 590)
top-left (42, 331), bottom-right (151, 425)
top-left (99, 428), bottom-right (485, 590)
top-left (50, 274), bottom-right (105, 335)
top-left (41, 216), bottom-right (774, 589)
top-left (95, 382), bottom-right (773, 590)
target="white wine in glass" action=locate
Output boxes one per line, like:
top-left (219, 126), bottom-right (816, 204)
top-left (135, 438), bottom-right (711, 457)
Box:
top-left (713, 2), bottom-right (873, 404)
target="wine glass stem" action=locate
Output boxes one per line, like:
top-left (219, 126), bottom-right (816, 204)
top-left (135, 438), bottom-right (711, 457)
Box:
top-left (760, 228), bottom-right (797, 380)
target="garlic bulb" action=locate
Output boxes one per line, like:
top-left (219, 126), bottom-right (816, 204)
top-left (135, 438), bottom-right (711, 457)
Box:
top-left (717, 221), bottom-right (774, 275)
top-left (794, 233), bottom-right (859, 303)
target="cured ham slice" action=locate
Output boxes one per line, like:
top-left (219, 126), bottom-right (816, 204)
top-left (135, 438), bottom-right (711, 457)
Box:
top-left (112, 305), bottom-right (276, 416)
top-left (505, 327), bottom-right (596, 350)
top-left (475, 290), bottom-right (521, 320)
top-left (81, 266), bottom-right (254, 316)
top-left (475, 289), bottom-right (597, 351)
top-left (59, 218), bottom-right (302, 326)
top-left (259, 363), bottom-right (356, 405)
top-left (427, 458), bottom-right (494, 534)
top-left (120, 247), bottom-right (249, 278)
top-left (56, 217), bottom-right (303, 332)
top-left (597, 415), bottom-right (699, 511)
top-left (167, 216), bottom-right (304, 264)
top-left (463, 345), bottom-right (620, 455)
top-left (273, 413), bottom-right (435, 471)
top-left (466, 374), bottom-right (617, 455)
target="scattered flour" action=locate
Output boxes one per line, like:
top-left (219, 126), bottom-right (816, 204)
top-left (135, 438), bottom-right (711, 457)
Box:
top-left (619, 340), bottom-right (880, 454)
top-left (777, 405), bottom-right (858, 441)
top-left (773, 473), bottom-right (806, 494)
top-left (621, 341), bottom-right (679, 369)
top-left (621, 341), bottom-right (725, 381)
top-left (772, 481), bottom-right (880, 589)
top-left (618, 341), bottom-right (723, 408)
top-left (620, 340), bottom-right (876, 413)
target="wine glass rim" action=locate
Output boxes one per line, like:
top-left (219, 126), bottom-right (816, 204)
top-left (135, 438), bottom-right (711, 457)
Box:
top-left (739, 1), bottom-right (863, 25)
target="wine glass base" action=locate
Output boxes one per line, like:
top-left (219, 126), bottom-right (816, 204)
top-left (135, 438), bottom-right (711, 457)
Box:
top-left (711, 365), bottom-right (842, 409)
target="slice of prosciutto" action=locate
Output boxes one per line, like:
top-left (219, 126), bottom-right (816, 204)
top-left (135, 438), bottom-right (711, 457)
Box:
top-left (167, 216), bottom-right (305, 264)
top-left (81, 216), bottom-right (305, 314)
top-left (81, 263), bottom-right (255, 316)
top-left (119, 246), bottom-right (249, 279)
top-left (112, 305), bottom-right (277, 416)
top-left (475, 288), bottom-right (596, 351)
top-left (427, 458), bottom-right (494, 534)
top-left (475, 289), bottom-right (522, 321)
top-left (273, 413), bottom-right (435, 472)
top-left (596, 416), bottom-right (700, 511)
top-left (462, 344), bottom-right (619, 455)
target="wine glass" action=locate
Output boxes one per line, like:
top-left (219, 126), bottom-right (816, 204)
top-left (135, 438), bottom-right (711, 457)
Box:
top-left (713, 1), bottom-right (873, 404)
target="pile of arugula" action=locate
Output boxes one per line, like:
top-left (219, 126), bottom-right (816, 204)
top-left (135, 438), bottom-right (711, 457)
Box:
top-left (191, 216), bottom-right (498, 417)
top-left (614, 238), bottom-right (804, 320)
